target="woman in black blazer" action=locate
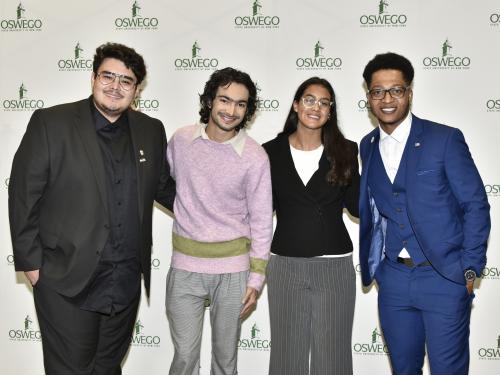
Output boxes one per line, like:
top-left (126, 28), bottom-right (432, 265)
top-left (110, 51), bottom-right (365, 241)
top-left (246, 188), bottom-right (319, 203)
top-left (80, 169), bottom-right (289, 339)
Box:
top-left (263, 77), bottom-right (359, 375)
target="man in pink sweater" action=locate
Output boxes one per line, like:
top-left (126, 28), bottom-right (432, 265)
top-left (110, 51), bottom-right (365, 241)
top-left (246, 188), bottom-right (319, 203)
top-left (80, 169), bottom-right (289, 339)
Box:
top-left (166, 67), bottom-right (273, 375)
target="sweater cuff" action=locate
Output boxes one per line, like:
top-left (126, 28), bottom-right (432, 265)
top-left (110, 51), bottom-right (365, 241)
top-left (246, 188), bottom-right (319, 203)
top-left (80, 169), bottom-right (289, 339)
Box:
top-left (247, 272), bottom-right (265, 292)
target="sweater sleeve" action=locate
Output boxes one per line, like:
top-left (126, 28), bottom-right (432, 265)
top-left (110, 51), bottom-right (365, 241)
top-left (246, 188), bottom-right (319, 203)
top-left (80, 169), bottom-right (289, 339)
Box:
top-left (245, 152), bottom-right (273, 291)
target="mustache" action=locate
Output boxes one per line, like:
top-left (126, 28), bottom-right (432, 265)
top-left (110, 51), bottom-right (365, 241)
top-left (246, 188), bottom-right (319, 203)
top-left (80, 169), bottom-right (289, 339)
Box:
top-left (103, 89), bottom-right (124, 98)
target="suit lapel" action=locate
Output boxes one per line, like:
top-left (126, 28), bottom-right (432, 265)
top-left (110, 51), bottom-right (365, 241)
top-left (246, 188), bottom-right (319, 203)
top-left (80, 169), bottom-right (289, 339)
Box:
top-left (361, 128), bottom-right (379, 192)
top-left (128, 110), bottom-right (145, 223)
top-left (73, 98), bottom-right (109, 216)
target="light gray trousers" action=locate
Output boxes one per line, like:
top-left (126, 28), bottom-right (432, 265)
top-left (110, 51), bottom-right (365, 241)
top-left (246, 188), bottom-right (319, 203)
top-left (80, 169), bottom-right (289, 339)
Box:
top-left (166, 268), bottom-right (247, 375)
top-left (267, 254), bottom-right (356, 375)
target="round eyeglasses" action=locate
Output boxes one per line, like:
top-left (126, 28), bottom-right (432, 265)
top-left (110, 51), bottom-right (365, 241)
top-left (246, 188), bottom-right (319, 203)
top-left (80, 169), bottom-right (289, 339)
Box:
top-left (301, 95), bottom-right (333, 110)
top-left (96, 71), bottom-right (137, 91)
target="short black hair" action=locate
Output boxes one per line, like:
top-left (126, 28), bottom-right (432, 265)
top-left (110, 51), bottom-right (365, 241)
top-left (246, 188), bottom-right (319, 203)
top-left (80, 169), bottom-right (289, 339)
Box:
top-left (199, 67), bottom-right (257, 130)
top-left (93, 42), bottom-right (146, 85)
top-left (363, 52), bottom-right (414, 87)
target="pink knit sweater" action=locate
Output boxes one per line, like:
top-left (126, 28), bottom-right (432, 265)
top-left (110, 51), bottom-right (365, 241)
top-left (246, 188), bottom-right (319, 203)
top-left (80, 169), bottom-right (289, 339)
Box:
top-left (166, 124), bottom-right (273, 291)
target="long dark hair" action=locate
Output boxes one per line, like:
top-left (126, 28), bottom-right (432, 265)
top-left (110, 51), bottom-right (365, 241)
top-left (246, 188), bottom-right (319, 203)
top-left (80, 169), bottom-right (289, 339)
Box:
top-left (281, 77), bottom-right (353, 186)
top-left (199, 67), bottom-right (257, 131)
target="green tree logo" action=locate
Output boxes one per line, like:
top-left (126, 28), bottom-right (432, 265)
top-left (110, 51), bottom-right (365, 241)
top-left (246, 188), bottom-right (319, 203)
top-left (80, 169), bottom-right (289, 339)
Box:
top-left (17, 3), bottom-right (25, 19)
top-left (372, 327), bottom-right (382, 343)
top-left (255, 82), bottom-right (262, 95)
top-left (132, 1), bottom-right (141, 17)
top-left (134, 320), bottom-right (144, 335)
top-left (378, 0), bottom-right (389, 14)
top-left (192, 41), bottom-right (201, 58)
top-left (19, 83), bottom-right (27, 99)
top-left (24, 315), bottom-right (33, 330)
top-left (442, 38), bottom-right (452, 57)
top-left (314, 40), bottom-right (324, 58)
top-left (251, 323), bottom-right (260, 339)
top-left (252, 0), bottom-right (262, 16)
top-left (74, 42), bottom-right (83, 59)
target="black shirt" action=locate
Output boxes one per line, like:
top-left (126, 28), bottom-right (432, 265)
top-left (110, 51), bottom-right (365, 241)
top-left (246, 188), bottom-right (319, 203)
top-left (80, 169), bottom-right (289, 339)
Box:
top-left (263, 134), bottom-right (360, 257)
top-left (71, 101), bottom-right (141, 314)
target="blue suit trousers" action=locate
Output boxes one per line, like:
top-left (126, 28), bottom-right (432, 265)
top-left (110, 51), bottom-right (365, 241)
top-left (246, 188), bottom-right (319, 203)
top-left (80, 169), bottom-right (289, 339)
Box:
top-left (376, 258), bottom-right (473, 375)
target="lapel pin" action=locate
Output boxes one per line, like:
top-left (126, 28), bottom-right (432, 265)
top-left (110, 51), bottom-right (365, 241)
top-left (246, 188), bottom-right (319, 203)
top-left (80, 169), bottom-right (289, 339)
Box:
top-left (371, 136), bottom-right (375, 143)
top-left (415, 142), bottom-right (421, 147)
top-left (139, 149), bottom-right (144, 156)
top-left (139, 158), bottom-right (147, 163)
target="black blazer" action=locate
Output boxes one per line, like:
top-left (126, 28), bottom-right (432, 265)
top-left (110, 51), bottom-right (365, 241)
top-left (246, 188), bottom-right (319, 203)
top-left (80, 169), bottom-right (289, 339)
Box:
top-left (263, 135), bottom-right (359, 257)
top-left (8, 98), bottom-right (175, 297)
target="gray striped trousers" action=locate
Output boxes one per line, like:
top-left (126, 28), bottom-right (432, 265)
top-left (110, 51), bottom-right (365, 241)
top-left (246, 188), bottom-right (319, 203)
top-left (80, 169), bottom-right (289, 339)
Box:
top-left (266, 254), bottom-right (356, 375)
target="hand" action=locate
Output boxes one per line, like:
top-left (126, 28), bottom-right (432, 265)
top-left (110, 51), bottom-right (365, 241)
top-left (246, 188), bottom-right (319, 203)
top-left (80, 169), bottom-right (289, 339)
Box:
top-left (466, 282), bottom-right (474, 295)
top-left (25, 270), bottom-right (40, 286)
top-left (240, 287), bottom-right (258, 319)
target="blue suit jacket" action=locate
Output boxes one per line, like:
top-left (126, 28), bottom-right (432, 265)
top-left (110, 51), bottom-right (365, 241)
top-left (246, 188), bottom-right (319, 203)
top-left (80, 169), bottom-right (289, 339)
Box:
top-left (359, 114), bottom-right (490, 286)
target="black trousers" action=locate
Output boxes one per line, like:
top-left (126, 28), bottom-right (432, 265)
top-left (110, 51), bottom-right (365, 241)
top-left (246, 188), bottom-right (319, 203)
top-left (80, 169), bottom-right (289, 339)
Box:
top-left (33, 281), bottom-right (140, 375)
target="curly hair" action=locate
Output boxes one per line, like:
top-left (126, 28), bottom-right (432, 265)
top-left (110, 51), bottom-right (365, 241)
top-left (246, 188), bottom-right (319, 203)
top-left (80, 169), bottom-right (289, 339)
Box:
top-left (93, 42), bottom-right (146, 85)
top-left (363, 52), bottom-right (414, 87)
top-left (199, 67), bottom-right (257, 130)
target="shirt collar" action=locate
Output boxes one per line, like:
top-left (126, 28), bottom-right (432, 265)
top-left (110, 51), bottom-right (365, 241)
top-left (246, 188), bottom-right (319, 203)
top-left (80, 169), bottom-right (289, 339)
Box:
top-left (191, 123), bottom-right (247, 157)
top-left (379, 112), bottom-right (412, 143)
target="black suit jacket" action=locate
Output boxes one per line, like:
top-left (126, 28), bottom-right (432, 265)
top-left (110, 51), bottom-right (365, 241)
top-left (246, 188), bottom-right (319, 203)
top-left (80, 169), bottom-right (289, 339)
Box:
top-left (263, 135), bottom-right (359, 257)
top-left (9, 97), bottom-right (175, 297)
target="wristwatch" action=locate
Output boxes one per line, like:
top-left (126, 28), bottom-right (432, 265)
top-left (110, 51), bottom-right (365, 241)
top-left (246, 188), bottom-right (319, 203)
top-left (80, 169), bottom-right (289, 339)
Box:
top-left (464, 269), bottom-right (476, 294)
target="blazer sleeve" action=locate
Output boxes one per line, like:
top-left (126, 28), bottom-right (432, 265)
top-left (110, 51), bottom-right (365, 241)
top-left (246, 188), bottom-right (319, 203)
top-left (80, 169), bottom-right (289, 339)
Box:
top-left (154, 123), bottom-right (176, 212)
top-left (444, 128), bottom-right (490, 274)
top-left (344, 141), bottom-right (360, 218)
top-left (8, 109), bottom-right (50, 271)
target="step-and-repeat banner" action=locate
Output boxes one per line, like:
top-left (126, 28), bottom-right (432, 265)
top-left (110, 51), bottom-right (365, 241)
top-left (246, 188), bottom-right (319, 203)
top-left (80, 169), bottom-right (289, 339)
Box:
top-left (1, 0), bottom-right (499, 373)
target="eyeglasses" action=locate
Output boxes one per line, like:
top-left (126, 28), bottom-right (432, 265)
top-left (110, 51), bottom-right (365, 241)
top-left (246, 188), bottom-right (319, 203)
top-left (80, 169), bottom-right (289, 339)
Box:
top-left (96, 71), bottom-right (137, 91)
top-left (301, 95), bottom-right (333, 110)
top-left (367, 86), bottom-right (409, 100)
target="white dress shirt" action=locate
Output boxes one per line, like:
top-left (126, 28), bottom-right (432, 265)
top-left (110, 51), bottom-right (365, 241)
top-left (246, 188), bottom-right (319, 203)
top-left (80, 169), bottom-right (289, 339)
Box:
top-left (378, 113), bottom-right (412, 258)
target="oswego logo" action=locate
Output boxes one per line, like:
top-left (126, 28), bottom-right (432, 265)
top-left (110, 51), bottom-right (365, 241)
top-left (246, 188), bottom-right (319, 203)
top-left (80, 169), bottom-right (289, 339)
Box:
top-left (130, 319), bottom-right (161, 347)
top-left (133, 95), bottom-right (160, 112)
top-left (58, 43), bottom-right (93, 71)
top-left (359, 0), bottom-right (407, 28)
top-left (486, 99), bottom-right (500, 112)
top-left (238, 322), bottom-right (271, 351)
top-left (6, 254), bottom-right (14, 266)
top-left (484, 184), bottom-right (500, 197)
top-left (478, 335), bottom-right (500, 360)
top-left (174, 41), bottom-right (219, 71)
top-left (114, 1), bottom-right (159, 30)
top-left (357, 99), bottom-right (370, 112)
top-left (422, 39), bottom-right (471, 70)
top-left (481, 265), bottom-right (500, 280)
top-left (2, 83), bottom-right (44, 111)
top-left (1, 3), bottom-right (43, 32)
top-left (353, 327), bottom-right (389, 355)
top-left (256, 83), bottom-right (279, 112)
top-left (8, 315), bottom-right (41, 342)
top-left (234, 0), bottom-right (280, 29)
top-left (490, 13), bottom-right (500, 26)
top-left (150, 257), bottom-right (161, 269)
top-left (296, 41), bottom-right (342, 71)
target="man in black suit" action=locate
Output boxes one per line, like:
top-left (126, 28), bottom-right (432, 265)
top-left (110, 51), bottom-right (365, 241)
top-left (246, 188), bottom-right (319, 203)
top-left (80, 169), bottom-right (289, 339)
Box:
top-left (8, 42), bottom-right (175, 374)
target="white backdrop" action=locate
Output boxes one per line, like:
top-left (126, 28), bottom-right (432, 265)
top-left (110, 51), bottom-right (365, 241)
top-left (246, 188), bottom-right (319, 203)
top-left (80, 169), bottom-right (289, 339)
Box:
top-left (1, 0), bottom-right (499, 374)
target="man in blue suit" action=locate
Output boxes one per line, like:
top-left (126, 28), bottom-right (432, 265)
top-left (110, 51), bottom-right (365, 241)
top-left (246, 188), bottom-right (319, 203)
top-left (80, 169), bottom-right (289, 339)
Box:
top-left (359, 52), bottom-right (490, 375)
